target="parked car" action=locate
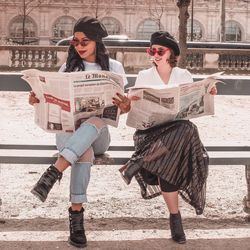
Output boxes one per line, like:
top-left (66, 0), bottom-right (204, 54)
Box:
top-left (56, 36), bottom-right (250, 50)
top-left (56, 34), bottom-right (129, 46)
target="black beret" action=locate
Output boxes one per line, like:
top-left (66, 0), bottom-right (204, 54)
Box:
top-left (73, 16), bottom-right (108, 42)
top-left (150, 31), bottom-right (180, 56)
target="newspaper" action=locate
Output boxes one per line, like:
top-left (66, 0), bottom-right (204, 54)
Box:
top-left (21, 69), bottom-right (124, 133)
top-left (126, 77), bottom-right (221, 130)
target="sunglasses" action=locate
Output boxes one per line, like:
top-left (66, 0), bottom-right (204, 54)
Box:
top-left (146, 47), bottom-right (170, 56)
top-left (70, 38), bottom-right (91, 47)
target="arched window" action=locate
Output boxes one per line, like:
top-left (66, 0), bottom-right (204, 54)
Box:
top-left (101, 17), bottom-right (121, 35)
top-left (137, 19), bottom-right (162, 40)
top-left (53, 16), bottom-right (75, 39)
top-left (225, 21), bottom-right (242, 42)
top-left (187, 19), bottom-right (203, 41)
top-left (9, 15), bottom-right (37, 39)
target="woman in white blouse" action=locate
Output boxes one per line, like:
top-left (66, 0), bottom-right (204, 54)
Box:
top-left (113, 31), bottom-right (217, 244)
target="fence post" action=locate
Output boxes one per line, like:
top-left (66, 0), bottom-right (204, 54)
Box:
top-left (243, 165), bottom-right (250, 214)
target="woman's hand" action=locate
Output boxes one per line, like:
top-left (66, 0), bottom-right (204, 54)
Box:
top-left (209, 86), bottom-right (217, 95)
top-left (112, 93), bottom-right (139, 114)
top-left (29, 91), bottom-right (40, 105)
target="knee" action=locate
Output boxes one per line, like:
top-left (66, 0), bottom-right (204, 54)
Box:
top-left (85, 117), bottom-right (106, 130)
top-left (78, 147), bottom-right (94, 163)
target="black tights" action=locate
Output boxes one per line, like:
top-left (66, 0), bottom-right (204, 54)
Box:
top-left (158, 178), bottom-right (179, 192)
top-left (140, 169), bottom-right (179, 192)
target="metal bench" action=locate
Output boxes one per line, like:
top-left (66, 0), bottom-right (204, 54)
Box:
top-left (0, 143), bottom-right (250, 214)
top-left (1, 73), bottom-right (250, 214)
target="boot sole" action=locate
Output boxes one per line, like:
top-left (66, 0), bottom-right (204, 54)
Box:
top-left (68, 238), bottom-right (87, 248)
top-left (30, 189), bottom-right (46, 202)
top-left (172, 238), bottom-right (186, 244)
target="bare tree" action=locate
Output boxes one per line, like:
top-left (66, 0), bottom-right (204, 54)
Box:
top-left (90, 0), bottom-right (110, 19)
top-left (91, 0), bottom-right (101, 18)
top-left (16, 0), bottom-right (43, 45)
top-left (176, 0), bottom-right (191, 68)
top-left (147, 0), bottom-right (166, 30)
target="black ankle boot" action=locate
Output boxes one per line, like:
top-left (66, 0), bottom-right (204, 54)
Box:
top-left (31, 165), bottom-right (62, 202)
top-left (68, 207), bottom-right (87, 248)
top-left (169, 211), bottom-right (186, 244)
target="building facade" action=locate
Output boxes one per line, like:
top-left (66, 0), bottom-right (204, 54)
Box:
top-left (0, 0), bottom-right (250, 45)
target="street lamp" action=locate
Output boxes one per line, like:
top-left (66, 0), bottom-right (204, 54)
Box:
top-left (190, 0), bottom-right (194, 41)
top-left (220, 0), bottom-right (225, 42)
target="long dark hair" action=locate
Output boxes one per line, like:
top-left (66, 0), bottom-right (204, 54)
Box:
top-left (64, 42), bottom-right (110, 72)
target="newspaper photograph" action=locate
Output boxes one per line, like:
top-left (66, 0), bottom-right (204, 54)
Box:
top-left (126, 77), bottom-right (221, 130)
top-left (21, 69), bottom-right (125, 133)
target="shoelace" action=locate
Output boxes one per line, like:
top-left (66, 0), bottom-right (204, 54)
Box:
top-left (40, 168), bottom-right (62, 186)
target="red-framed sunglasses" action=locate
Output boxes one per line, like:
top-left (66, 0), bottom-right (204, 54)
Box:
top-left (146, 47), bottom-right (170, 56)
top-left (70, 38), bottom-right (91, 47)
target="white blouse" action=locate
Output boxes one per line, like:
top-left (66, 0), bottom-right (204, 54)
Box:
top-left (135, 66), bottom-right (193, 88)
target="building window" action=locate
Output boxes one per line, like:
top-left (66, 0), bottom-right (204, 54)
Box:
top-left (225, 21), bottom-right (242, 42)
top-left (101, 17), bottom-right (121, 35)
top-left (53, 16), bottom-right (75, 39)
top-left (9, 16), bottom-right (36, 39)
top-left (137, 19), bottom-right (161, 40)
top-left (187, 20), bottom-right (203, 41)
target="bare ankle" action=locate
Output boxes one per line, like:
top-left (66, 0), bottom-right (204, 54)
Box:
top-left (54, 156), bottom-right (70, 172)
top-left (71, 203), bottom-right (83, 211)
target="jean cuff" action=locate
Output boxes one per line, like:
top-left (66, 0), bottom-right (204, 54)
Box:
top-left (59, 148), bottom-right (78, 165)
top-left (70, 193), bottom-right (88, 203)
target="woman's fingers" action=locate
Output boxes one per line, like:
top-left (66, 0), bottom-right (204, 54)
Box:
top-left (116, 93), bottom-right (140, 102)
top-left (112, 94), bottom-right (130, 113)
top-left (112, 93), bottom-right (140, 113)
top-left (130, 96), bottom-right (140, 101)
top-left (112, 97), bottom-right (122, 105)
top-left (115, 92), bottom-right (130, 103)
top-left (209, 86), bottom-right (217, 95)
top-left (115, 92), bottom-right (125, 99)
top-left (29, 91), bottom-right (40, 105)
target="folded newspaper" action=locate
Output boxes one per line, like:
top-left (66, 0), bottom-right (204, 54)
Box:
top-left (22, 69), bottom-right (125, 133)
top-left (126, 76), bottom-right (222, 130)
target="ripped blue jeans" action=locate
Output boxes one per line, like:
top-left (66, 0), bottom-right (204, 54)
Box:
top-left (56, 117), bottom-right (110, 203)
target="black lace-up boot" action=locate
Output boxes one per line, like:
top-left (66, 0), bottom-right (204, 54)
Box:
top-left (68, 207), bottom-right (87, 248)
top-left (31, 165), bottom-right (62, 202)
top-left (169, 211), bottom-right (186, 244)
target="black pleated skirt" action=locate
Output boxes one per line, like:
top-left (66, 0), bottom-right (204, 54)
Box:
top-left (119, 120), bottom-right (209, 215)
